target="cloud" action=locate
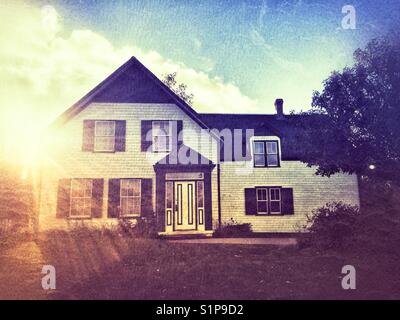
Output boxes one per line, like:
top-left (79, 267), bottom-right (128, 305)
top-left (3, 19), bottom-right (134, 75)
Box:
top-left (0, 0), bottom-right (259, 141)
top-left (0, 0), bottom-right (262, 161)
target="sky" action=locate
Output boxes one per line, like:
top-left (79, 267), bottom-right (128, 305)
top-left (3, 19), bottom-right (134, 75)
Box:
top-left (0, 0), bottom-right (400, 161)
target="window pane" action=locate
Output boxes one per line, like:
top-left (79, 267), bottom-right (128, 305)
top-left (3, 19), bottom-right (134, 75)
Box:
top-left (257, 201), bottom-right (268, 213)
top-left (96, 121), bottom-right (115, 136)
top-left (152, 121), bottom-right (170, 136)
top-left (83, 180), bottom-right (92, 197)
top-left (121, 197), bottom-right (140, 216)
top-left (166, 182), bottom-right (173, 208)
top-left (159, 121), bottom-right (170, 132)
top-left (267, 154), bottom-right (278, 166)
top-left (121, 180), bottom-right (140, 197)
top-left (121, 198), bottom-right (128, 216)
top-left (270, 201), bottom-right (281, 213)
top-left (83, 198), bottom-right (92, 217)
top-left (70, 198), bottom-right (83, 216)
top-left (153, 136), bottom-right (170, 151)
top-left (270, 188), bottom-right (280, 201)
top-left (266, 142), bottom-right (277, 154)
top-left (254, 142), bottom-right (265, 154)
top-left (130, 180), bottom-right (141, 197)
top-left (254, 154), bottom-right (266, 166)
top-left (71, 180), bottom-right (84, 197)
top-left (197, 181), bottom-right (204, 207)
top-left (257, 189), bottom-right (267, 201)
top-left (95, 136), bottom-right (114, 151)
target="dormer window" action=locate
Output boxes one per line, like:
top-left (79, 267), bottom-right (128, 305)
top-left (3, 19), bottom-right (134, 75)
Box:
top-left (253, 141), bottom-right (279, 167)
top-left (152, 121), bottom-right (172, 152)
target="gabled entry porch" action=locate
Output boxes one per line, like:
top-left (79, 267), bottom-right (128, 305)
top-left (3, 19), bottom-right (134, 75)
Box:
top-left (154, 145), bottom-right (215, 237)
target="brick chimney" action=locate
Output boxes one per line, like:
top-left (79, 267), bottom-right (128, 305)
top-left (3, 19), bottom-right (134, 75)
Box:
top-left (274, 98), bottom-right (284, 118)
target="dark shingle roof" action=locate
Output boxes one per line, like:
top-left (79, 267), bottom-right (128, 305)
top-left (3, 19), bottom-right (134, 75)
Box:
top-left (198, 113), bottom-right (308, 161)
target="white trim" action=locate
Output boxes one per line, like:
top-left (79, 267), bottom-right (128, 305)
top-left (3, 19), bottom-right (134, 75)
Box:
top-left (252, 140), bottom-right (280, 167)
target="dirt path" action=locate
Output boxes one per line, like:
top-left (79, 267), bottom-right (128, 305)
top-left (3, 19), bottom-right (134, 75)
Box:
top-left (0, 240), bottom-right (48, 299)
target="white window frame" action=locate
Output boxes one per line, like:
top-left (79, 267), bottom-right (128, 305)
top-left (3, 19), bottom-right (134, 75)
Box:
top-left (94, 120), bottom-right (116, 152)
top-left (256, 188), bottom-right (269, 214)
top-left (120, 179), bottom-right (141, 218)
top-left (269, 188), bottom-right (281, 214)
top-left (152, 120), bottom-right (172, 152)
top-left (69, 179), bottom-right (92, 218)
top-left (253, 140), bottom-right (279, 167)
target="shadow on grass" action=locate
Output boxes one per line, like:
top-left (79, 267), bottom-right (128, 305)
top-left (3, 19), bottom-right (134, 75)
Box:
top-left (36, 228), bottom-right (400, 300)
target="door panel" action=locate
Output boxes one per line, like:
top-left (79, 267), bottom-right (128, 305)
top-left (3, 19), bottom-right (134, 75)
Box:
top-left (174, 181), bottom-right (196, 231)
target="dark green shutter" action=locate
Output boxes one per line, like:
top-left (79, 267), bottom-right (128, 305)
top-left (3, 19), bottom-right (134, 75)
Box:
top-left (91, 179), bottom-right (104, 218)
top-left (82, 120), bottom-right (95, 151)
top-left (115, 120), bottom-right (126, 152)
top-left (141, 120), bottom-right (153, 151)
top-left (108, 179), bottom-right (121, 218)
top-left (244, 188), bottom-right (257, 215)
top-left (141, 178), bottom-right (153, 217)
top-left (56, 179), bottom-right (71, 218)
top-left (281, 188), bottom-right (294, 215)
top-left (177, 120), bottom-right (183, 145)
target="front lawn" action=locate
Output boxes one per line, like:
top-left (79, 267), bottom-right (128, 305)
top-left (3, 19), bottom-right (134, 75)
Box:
top-left (1, 229), bottom-right (398, 299)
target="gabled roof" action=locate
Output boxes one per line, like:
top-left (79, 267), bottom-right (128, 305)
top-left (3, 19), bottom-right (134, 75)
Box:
top-left (51, 57), bottom-right (211, 130)
top-left (154, 144), bottom-right (214, 167)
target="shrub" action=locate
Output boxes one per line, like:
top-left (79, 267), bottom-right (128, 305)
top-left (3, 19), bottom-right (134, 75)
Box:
top-left (117, 217), bottom-right (157, 238)
top-left (298, 202), bottom-right (360, 250)
top-left (214, 218), bottom-right (252, 237)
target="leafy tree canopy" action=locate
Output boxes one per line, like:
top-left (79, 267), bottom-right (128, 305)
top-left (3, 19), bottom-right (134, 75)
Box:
top-left (297, 34), bottom-right (400, 183)
top-left (162, 72), bottom-right (194, 106)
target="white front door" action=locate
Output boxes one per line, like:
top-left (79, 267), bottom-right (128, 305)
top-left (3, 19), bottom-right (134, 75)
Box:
top-left (174, 181), bottom-right (196, 231)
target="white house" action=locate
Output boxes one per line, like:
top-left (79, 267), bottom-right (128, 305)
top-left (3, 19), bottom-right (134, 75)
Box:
top-left (37, 57), bottom-right (360, 236)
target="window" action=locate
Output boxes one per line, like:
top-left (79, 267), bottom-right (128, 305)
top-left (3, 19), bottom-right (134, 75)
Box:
top-left (256, 187), bottom-right (281, 214)
top-left (256, 188), bottom-right (268, 214)
top-left (70, 179), bottom-right (92, 218)
top-left (269, 188), bottom-right (281, 214)
top-left (120, 179), bottom-right (141, 217)
top-left (254, 142), bottom-right (266, 167)
top-left (253, 141), bottom-right (279, 167)
top-left (152, 121), bottom-right (171, 152)
top-left (94, 121), bottom-right (115, 152)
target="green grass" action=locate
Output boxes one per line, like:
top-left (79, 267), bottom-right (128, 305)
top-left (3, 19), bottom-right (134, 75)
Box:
top-left (1, 229), bottom-right (398, 300)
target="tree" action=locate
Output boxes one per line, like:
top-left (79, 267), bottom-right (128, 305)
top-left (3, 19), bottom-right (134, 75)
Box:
top-left (296, 34), bottom-right (400, 183)
top-left (162, 72), bottom-right (194, 106)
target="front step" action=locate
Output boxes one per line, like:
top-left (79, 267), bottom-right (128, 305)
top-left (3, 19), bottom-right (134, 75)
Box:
top-left (158, 230), bottom-right (213, 239)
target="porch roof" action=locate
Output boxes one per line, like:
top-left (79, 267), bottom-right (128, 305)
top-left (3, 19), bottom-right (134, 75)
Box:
top-left (154, 144), bottom-right (215, 168)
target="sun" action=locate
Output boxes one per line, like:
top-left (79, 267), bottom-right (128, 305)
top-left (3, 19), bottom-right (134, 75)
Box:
top-left (1, 112), bottom-right (49, 178)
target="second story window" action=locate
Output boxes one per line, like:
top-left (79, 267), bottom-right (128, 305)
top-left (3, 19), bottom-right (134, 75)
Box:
top-left (94, 120), bottom-right (115, 152)
top-left (253, 141), bottom-right (279, 167)
top-left (152, 121), bottom-right (171, 152)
